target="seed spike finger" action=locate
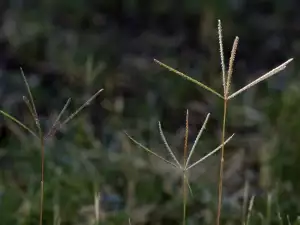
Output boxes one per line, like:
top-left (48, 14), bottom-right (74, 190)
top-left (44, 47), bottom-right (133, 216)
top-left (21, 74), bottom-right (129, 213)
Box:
top-left (0, 110), bottom-right (38, 138)
top-left (226, 36), bottom-right (239, 96)
top-left (61, 89), bottom-right (103, 126)
top-left (187, 133), bottom-right (235, 170)
top-left (218, 19), bottom-right (226, 95)
top-left (45, 98), bottom-right (72, 138)
top-left (228, 58), bottom-right (293, 100)
top-left (124, 131), bottom-right (179, 169)
top-left (158, 121), bottom-right (182, 168)
top-left (185, 113), bottom-right (210, 169)
top-left (154, 59), bottom-right (224, 99)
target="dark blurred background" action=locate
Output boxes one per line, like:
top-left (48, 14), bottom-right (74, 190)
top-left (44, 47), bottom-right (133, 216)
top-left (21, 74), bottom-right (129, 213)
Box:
top-left (0, 0), bottom-right (299, 224)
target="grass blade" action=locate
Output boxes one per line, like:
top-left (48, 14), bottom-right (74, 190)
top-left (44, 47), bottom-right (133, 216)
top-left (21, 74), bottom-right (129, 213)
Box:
top-left (0, 110), bottom-right (37, 138)
top-left (158, 122), bottom-right (182, 168)
top-left (228, 58), bottom-right (293, 100)
top-left (186, 133), bottom-right (235, 170)
top-left (185, 113), bottom-right (210, 169)
top-left (154, 59), bottom-right (223, 99)
top-left (124, 131), bottom-right (179, 169)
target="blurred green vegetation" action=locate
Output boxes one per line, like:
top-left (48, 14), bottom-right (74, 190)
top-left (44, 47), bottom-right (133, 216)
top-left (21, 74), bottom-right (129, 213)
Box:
top-left (0, 0), bottom-right (300, 224)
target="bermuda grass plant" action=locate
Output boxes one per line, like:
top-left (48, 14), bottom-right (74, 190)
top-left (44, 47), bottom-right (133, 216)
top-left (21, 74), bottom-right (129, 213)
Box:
top-left (0, 70), bottom-right (103, 225)
top-left (126, 20), bottom-right (293, 225)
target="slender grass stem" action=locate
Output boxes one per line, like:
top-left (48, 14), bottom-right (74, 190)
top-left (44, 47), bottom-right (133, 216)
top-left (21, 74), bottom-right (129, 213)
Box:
top-left (217, 98), bottom-right (228, 225)
top-left (183, 173), bottom-right (187, 225)
top-left (182, 110), bottom-right (189, 225)
top-left (39, 136), bottom-right (45, 225)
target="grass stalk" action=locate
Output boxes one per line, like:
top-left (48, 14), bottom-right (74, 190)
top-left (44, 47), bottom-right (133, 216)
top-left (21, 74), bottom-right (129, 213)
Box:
top-left (182, 110), bottom-right (189, 225)
top-left (153, 19), bottom-right (292, 225)
top-left (0, 70), bottom-right (103, 225)
top-left (183, 173), bottom-right (187, 225)
top-left (21, 68), bottom-right (44, 225)
top-left (39, 137), bottom-right (45, 225)
top-left (216, 98), bottom-right (228, 225)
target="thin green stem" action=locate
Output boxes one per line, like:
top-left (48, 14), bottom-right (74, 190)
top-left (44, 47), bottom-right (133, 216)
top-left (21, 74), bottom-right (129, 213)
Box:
top-left (183, 172), bottom-right (187, 225)
top-left (39, 136), bottom-right (45, 225)
top-left (217, 98), bottom-right (228, 225)
top-left (182, 110), bottom-right (189, 225)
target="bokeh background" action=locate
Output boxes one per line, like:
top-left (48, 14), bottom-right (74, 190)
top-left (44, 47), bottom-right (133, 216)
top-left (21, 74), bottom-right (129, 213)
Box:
top-left (0, 0), bottom-right (299, 224)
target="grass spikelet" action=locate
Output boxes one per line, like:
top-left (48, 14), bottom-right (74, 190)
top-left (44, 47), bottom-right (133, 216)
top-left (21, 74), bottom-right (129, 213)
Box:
top-left (218, 19), bottom-right (226, 93)
top-left (154, 59), bottom-right (224, 99)
top-left (228, 58), bottom-right (293, 99)
top-left (226, 36), bottom-right (239, 95)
